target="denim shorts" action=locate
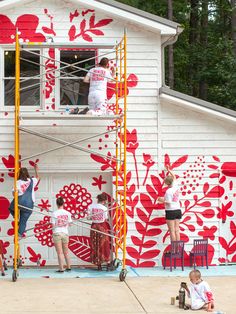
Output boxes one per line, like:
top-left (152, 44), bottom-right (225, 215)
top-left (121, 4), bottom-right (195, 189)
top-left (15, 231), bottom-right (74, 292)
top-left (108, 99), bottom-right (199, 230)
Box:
top-left (165, 209), bottom-right (182, 220)
top-left (53, 233), bottom-right (69, 244)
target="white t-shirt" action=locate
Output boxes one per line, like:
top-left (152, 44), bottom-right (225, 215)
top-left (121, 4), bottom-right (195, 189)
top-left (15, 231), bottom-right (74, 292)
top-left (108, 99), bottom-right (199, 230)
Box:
top-left (51, 208), bottom-right (72, 235)
top-left (87, 66), bottom-right (113, 96)
top-left (15, 178), bottom-right (38, 202)
top-left (164, 181), bottom-right (181, 210)
top-left (188, 280), bottom-right (214, 310)
top-left (87, 203), bottom-right (108, 223)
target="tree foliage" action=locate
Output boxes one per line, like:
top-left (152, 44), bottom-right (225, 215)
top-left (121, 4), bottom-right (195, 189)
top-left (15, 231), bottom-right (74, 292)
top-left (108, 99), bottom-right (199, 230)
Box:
top-left (117, 0), bottom-right (236, 109)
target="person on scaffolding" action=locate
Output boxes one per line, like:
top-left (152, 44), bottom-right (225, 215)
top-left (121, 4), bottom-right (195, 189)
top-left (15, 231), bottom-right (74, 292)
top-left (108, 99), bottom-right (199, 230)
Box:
top-left (87, 193), bottom-right (111, 270)
top-left (51, 197), bottom-right (72, 273)
top-left (83, 57), bottom-right (115, 116)
top-left (9, 164), bottom-right (40, 239)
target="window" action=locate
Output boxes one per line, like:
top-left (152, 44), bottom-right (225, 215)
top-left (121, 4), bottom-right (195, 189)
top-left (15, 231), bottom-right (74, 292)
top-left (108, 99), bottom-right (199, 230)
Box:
top-left (59, 50), bottom-right (96, 107)
top-left (4, 50), bottom-right (40, 106)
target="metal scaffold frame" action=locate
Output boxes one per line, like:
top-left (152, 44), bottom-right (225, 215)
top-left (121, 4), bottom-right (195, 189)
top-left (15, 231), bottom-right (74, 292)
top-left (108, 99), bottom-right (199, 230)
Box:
top-left (12, 29), bottom-right (128, 282)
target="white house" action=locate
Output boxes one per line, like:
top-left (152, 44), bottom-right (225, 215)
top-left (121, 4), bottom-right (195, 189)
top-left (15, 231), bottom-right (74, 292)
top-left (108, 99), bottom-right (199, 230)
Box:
top-left (0, 0), bottom-right (235, 268)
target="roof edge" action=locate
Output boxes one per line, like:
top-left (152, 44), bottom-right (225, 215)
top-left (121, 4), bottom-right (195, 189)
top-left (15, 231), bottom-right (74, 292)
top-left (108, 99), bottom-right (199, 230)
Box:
top-left (160, 86), bottom-right (236, 119)
top-left (96, 0), bottom-right (182, 31)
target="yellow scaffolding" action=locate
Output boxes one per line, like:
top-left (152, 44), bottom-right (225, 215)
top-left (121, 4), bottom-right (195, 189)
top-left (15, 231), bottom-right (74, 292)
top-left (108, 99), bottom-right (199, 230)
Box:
top-left (12, 30), bottom-right (128, 282)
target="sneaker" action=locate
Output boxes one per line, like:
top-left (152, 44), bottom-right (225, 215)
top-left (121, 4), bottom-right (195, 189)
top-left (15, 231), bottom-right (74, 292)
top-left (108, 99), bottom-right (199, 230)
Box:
top-left (65, 268), bottom-right (71, 272)
top-left (78, 107), bottom-right (89, 115)
top-left (70, 107), bottom-right (79, 114)
top-left (56, 270), bottom-right (64, 273)
top-left (1, 272), bottom-right (5, 276)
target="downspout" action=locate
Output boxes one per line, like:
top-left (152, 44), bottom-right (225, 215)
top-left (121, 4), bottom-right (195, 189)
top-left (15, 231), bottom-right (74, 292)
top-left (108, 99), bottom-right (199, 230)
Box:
top-left (161, 25), bottom-right (183, 88)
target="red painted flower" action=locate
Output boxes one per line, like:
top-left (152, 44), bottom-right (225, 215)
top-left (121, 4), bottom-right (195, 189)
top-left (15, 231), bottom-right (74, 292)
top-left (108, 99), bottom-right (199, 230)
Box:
top-left (216, 201), bottom-right (234, 223)
top-left (92, 175), bottom-right (107, 191)
top-left (198, 226), bottom-right (217, 240)
top-left (142, 153), bottom-right (155, 169)
top-left (1, 154), bottom-right (16, 177)
top-left (38, 199), bottom-right (51, 212)
top-left (34, 216), bottom-right (53, 247)
top-left (7, 221), bottom-right (15, 236)
top-left (56, 183), bottom-right (92, 219)
top-left (120, 129), bottom-right (139, 154)
top-left (0, 14), bottom-right (46, 43)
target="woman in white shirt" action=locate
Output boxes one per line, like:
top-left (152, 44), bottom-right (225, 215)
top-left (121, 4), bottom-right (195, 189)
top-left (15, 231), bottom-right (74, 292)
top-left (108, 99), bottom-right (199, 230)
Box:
top-left (9, 164), bottom-right (39, 237)
top-left (51, 197), bottom-right (72, 273)
top-left (87, 193), bottom-right (111, 270)
top-left (158, 165), bottom-right (182, 241)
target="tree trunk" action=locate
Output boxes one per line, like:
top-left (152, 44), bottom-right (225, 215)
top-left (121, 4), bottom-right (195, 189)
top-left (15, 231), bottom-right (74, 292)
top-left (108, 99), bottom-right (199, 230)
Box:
top-left (232, 0), bottom-right (236, 57)
top-left (199, 0), bottom-right (208, 99)
top-left (189, 0), bottom-right (200, 96)
top-left (168, 0), bottom-right (174, 89)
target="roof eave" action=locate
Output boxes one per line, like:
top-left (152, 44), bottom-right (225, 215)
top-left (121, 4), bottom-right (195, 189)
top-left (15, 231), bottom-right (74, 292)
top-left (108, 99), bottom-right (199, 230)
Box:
top-left (160, 87), bottom-right (236, 122)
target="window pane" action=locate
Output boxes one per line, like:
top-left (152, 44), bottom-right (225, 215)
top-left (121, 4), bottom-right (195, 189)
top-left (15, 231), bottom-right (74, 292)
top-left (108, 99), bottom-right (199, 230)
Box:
top-left (5, 79), bottom-right (40, 106)
top-left (4, 50), bottom-right (40, 77)
top-left (60, 50), bottom-right (95, 77)
top-left (60, 78), bottom-right (89, 106)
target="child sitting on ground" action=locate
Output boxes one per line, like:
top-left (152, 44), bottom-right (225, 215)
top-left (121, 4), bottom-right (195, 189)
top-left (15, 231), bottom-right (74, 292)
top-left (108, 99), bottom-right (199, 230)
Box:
top-left (183, 269), bottom-right (214, 312)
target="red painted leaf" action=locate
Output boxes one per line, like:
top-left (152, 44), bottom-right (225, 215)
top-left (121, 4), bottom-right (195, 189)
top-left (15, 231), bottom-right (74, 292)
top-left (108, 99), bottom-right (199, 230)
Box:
top-left (140, 193), bottom-right (157, 213)
top-left (148, 217), bottom-right (166, 226)
top-left (213, 156), bottom-right (220, 162)
top-left (126, 259), bottom-right (137, 267)
top-left (219, 236), bottom-right (228, 251)
top-left (68, 25), bottom-right (76, 41)
top-left (135, 221), bottom-right (146, 235)
top-left (146, 228), bottom-right (162, 236)
top-left (131, 235), bottom-right (143, 247)
top-left (42, 26), bottom-right (55, 35)
top-left (195, 213), bottom-right (203, 226)
top-left (171, 155), bottom-right (188, 169)
top-left (164, 154), bottom-right (170, 167)
top-left (90, 29), bottom-right (104, 36)
top-left (89, 14), bottom-right (95, 28)
top-left (138, 261), bottom-right (156, 267)
top-left (219, 176), bottom-right (226, 184)
top-left (230, 221), bottom-right (236, 237)
top-left (208, 165), bottom-right (218, 170)
top-left (91, 153), bottom-right (107, 164)
top-left (82, 32), bottom-right (93, 42)
top-left (198, 201), bottom-right (211, 207)
top-left (150, 175), bottom-right (163, 194)
top-left (80, 19), bottom-right (86, 31)
top-left (146, 184), bottom-right (158, 200)
top-left (68, 236), bottom-right (91, 262)
top-left (142, 240), bottom-right (157, 248)
top-left (230, 180), bottom-right (233, 190)
top-left (126, 246), bottom-right (140, 259)
top-left (128, 183), bottom-right (135, 195)
top-left (228, 242), bottom-right (236, 254)
top-left (93, 18), bottom-right (113, 28)
top-left (184, 200), bottom-right (190, 209)
top-left (204, 186), bottom-right (224, 198)
top-left (140, 249), bottom-right (160, 259)
top-left (209, 173), bottom-right (220, 178)
top-left (201, 209), bottom-right (215, 218)
top-left (203, 182), bottom-right (209, 193)
top-left (136, 208), bottom-right (149, 222)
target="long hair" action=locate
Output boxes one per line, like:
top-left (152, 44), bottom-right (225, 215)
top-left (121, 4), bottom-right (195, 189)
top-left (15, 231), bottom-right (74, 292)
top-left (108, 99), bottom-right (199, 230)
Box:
top-left (99, 57), bottom-right (109, 68)
top-left (18, 167), bottom-right (30, 181)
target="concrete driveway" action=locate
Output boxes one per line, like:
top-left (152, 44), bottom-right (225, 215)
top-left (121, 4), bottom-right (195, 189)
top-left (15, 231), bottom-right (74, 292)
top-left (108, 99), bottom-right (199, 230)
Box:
top-left (0, 276), bottom-right (232, 314)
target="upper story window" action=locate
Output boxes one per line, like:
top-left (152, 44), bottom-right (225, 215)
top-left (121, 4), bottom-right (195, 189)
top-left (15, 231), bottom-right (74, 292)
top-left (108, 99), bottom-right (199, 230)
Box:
top-left (4, 50), bottom-right (40, 106)
top-left (60, 49), bottom-right (96, 107)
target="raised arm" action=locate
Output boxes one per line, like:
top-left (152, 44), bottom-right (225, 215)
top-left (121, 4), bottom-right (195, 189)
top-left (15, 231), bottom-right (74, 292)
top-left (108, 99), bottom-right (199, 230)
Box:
top-left (166, 165), bottom-right (176, 180)
top-left (34, 164), bottom-right (40, 180)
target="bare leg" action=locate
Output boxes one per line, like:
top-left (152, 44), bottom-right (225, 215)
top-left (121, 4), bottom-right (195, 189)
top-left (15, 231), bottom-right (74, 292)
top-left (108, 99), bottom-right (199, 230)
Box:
top-left (62, 241), bottom-right (71, 269)
top-left (166, 220), bottom-right (176, 241)
top-left (54, 240), bottom-right (64, 271)
top-left (174, 219), bottom-right (180, 241)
